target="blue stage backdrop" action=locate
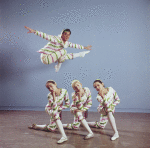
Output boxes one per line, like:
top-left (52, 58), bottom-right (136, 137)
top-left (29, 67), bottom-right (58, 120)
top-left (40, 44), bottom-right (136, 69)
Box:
top-left (0, 0), bottom-right (149, 113)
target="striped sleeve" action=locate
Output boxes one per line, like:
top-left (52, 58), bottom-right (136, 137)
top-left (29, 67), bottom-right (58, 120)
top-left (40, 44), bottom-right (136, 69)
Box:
top-left (45, 94), bottom-right (53, 115)
top-left (97, 94), bottom-right (101, 102)
top-left (82, 88), bottom-right (92, 111)
top-left (58, 90), bottom-right (70, 111)
top-left (51, 101), bottom-right (58, 111)
top-left (97, 95), bottom-right (103, 112)
top-left (68, 42), bottom-right (84, 49)
top-left (45, 104), bottom-right (53, 115)
top-left (34, 30), bottom-right (55, 42)
top-left (70, 92), bottom-right (78, 114)
top-left (47, 94), bottom-right (58, 111)
top-left (113, 89), bottom-right (120, 106)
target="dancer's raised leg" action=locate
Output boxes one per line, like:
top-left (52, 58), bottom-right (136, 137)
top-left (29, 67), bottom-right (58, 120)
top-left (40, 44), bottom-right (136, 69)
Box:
top-left (40, 49), bottom-right (67, 65)
top-left (55, 51), bottom-right (90, 72)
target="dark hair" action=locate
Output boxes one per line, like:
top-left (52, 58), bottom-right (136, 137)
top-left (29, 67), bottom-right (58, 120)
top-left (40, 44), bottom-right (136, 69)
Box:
top-left (46, 81), bottom-right (56, 89)
top-left (93, 79), bottom-right (105, 87)
top-left (93, 79), bottom-right (103, 84)
top-left (62, 29), bottom-right (71, 35)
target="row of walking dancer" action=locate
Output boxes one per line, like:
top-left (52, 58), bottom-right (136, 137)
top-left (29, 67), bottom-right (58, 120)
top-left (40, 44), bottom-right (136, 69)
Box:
top-left (28, 79), bottom-right (120, 144)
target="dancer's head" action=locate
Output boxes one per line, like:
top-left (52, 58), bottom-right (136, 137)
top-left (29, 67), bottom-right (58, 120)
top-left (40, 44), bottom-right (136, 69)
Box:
top-left (62, 29), bottom-right (71, 35)
top-left (61, 29), bottom-right (71, 42)
top-left (93, 79), bottom-right (105, 92)
top-left (46, 80), bottom-right (57, 92)
top-left (71, 80), bottom-right (82, 92)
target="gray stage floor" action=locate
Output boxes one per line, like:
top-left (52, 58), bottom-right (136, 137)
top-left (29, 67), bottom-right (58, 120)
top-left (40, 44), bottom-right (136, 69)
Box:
top-left (0, 111), bottom-right (150, 148)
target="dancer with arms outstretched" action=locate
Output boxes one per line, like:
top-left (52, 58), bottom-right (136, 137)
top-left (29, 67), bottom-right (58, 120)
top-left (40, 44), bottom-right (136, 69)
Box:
top-left (24, 26), bottom-right (92, 72)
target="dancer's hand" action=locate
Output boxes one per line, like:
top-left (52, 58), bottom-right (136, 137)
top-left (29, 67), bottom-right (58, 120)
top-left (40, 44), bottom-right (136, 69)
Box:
top-left (24, 26), bottom-right (36, 33)
top-left (100, 109), bottom-right (107, 115)
top-left (76, 109), bottom-right (84, 112)
top-left (76, 92), bottom-right (82, 101)
top-left (52, 91), bottom-right (56, 102)
top-left (76, 92), bottom-right (82, 97)
top-left (84, 45), bottom-right (92, 50)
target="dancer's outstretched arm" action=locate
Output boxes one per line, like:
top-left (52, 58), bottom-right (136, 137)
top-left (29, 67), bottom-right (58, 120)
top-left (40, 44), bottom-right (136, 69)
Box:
top-left (68, 42), bottom-right (92, 50)
top-left (84, 45), bottom-right (92, 50)
top-left (24, 26), bottom-right (36, 33)
top-left (25, 26), bottom-right (92, 51)
top-left (24, 26), bottom-right (55, 42)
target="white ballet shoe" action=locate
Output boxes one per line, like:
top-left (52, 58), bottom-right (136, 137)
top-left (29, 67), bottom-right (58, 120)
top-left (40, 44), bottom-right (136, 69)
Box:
top-left (85, 133), bottom-right (94, 140)
top-left (55, 65), bottom-right (59, 72)
top-left (73, 51), bottom-right (90, 58)
top-left (28, 123), bottom-right (36, 129)
top-left (55, 63), bottom-right (62, 72)
top-left (111, 132), bottom-right (119, 141)
top-left (66, 124), bottom-right (72, 129)
top-left (57, 137), bottom-right (68, 144)
top-left (79, 51), bottom-right (90, 57)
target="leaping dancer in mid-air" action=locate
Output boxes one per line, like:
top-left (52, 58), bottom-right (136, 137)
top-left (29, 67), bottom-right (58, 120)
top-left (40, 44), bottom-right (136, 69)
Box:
top-left (24, 26), bottom-right (92, 72)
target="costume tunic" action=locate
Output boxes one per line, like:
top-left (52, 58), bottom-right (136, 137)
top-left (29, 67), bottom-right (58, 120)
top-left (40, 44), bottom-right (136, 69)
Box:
top-left (94, 87), bottom-right (120, 129)
top-left (34, 30), bottom-right (84, 64)
top-left (66, 87), bottom-right (92, 129)
top-left (45, 88), bottom-right (70, 131)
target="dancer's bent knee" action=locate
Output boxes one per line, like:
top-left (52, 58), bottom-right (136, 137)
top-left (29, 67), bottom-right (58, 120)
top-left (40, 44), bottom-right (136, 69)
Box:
top-left (40, 49), bottom-right (67, 65)
top-left (40, 53), bottom-right (54, 64)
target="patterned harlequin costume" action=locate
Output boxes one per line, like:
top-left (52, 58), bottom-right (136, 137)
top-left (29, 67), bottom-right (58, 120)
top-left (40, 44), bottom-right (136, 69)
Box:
top-left (91, 87), bottom-right (120, 129)
top-left (66, 87), bottom-right (92, 129)
top-left (34, 30), bottom-right (84, 64)
top-left (45, 88), bottom-right (70, 131)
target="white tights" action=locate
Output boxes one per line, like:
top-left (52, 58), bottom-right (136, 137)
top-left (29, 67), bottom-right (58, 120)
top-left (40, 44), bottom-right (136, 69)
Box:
top-left (34, 120), bottom-right (67, 138)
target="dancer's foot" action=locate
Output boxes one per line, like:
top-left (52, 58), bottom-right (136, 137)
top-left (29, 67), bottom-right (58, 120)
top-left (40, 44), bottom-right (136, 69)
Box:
top-left (28, 123), bottom-right (36, 129)
top-left (80, 51), bottom-right (90, 57)
top-left (57, 136), bottom-right (68, 144)
top-left (55, 63), bottom-right (62, 72)
top-left (55, 65), bottom-right (59, 72)
top-left (66, 124), bottom-right (72, 130)
top-left (111, 132), bottom-right (119, 141)
top-left (84, 133), bottom-right (94, 140)
top-left (73, 51), bottom-right (90, 58)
